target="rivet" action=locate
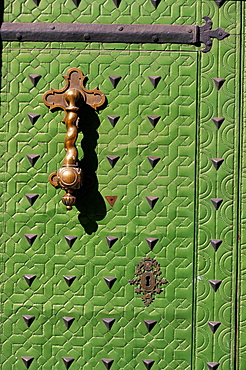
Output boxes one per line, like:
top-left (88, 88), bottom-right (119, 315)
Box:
top-left (118, 26), bottom-right (124, 31)
top-left (152, 35), bottom-right (159, 42)
top-left (188, 29), bottom-right (192, 33)
top-left (50, 26), bottom-right (55, 30)
top-left (219, 31), bottom-right (222, 36)
top-left (16, 32), bottom-right (22, 40)
top-left (84, 33), bottom-right (90, 40)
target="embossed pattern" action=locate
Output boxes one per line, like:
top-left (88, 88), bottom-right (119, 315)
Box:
top-left (1, 0), bottom-right (244, 369)
top-left (4, 0), bottom-right (197, 25)
top-left (1, 46), bottom-right (197, 369)
top-left (195, 1), bottom-right (243, 369)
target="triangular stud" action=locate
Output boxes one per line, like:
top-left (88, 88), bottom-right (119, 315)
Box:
top-left (109, 75), bottom-right (121, 88)
top-left (23, 274), bottom-right (36, 287)
top-left (25, 194), bottom-right (39, 206)
top-left (144, 320), bottom-right (157, 332)
top-left (28, 74), bottom-right (41, 87)
top-left (27, 113), bottom-right (40, 125)
top-left (213, 0), bottom-right (226, 8)
top-left (63, 275), bottom-right (76, 287)
top-left (72, 0), bottom-right (81, 6)
top-left (112, 0), bottom-right (121, 7)
top-left (102, 359), bottom-right (114, 369)
top-left (24, 234), bottom-right (37, 246)
top-left (210, 239), bottom-right (222, 251)
top-left (148, 76), bottom-right (161, 88)
top-left (145, 238), bottom-right (159, 250)
top-left (107, 115), bottom-right (120, 127)
top-left (209, 280), bottom-right (222, 292)
top-left (106, 155), bottom-right (120, 168)
top-left (150, 0), bottom-right (161, 8)
top-left (142, 359), bottom-right (155, 369)
top-left (146, 196), bottom-right (159, 209)
top-left (213, 78), bottom-right (226, 91)
top-left (22, 315), bottom-right (35, 327)
top-left (62, 317), bottom-right (75, 329)
top-left (206, 362), bottom-right (220, 370)
top-left (147, 115), bottom-right (161, 127)
top-left (105, 196), bottom-right (118, 206)
top-left (211, 198), bottom-right (223, 210)
top-left (102, 318), bottom-right (115, 330)
top-left (32, 0), bottom-right (40, 5)
top-left (62, 357), bottom-right (74, 369)
top-left (211, 158), bottom-right (224, 170)
top-left (104, 277), bottom-right (117, 289)
top-left (21, 357), bottom-right (34, 368)
top-left (147, 156), bottom-right (160, 168)
top-left (64, 235), bottom-right (77, 248)
top-left (26, 154), bottom-right (40, 167)
top-left (106, 236), bottom-right (118, 248)
top-left (212, 117), bottom-right (225, 129)
top-left (208, 321), bottom-right (221, 334)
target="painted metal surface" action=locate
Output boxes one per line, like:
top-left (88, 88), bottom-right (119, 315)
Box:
top-left (0, 1), bottom-right (245, 370)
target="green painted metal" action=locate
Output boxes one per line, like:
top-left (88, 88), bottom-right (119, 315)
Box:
top-left (1, 1), bottom-right (244, 370)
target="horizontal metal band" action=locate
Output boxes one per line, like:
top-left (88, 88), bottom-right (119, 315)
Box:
top-left (1, 22), bottom-right (198, 45)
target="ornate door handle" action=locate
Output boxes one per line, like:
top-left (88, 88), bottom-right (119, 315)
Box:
top-left (43, 68), bottom-right (105, 210)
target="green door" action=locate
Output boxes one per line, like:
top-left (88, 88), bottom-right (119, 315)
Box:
top-left (1, 1), bottom-right (245, 369)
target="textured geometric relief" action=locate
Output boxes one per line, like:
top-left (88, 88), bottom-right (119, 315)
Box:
top-left (213, 0), bottom-right (226, 8)
top-left (26, 154), bottom-right (40, 166)
top-left (142, 359), bottom-right (155, 369)
top-left (206, 363), bottom-right (220, 370)
top-left (148, 76), bottom-right (161, 88)
top-left (213, 78), bottom-right (226, 91)
top-left (147, 115), bottom-right (161, 127)
top-left (146, 196), bottom-right (159, 209)
top-left (2, 48), bottom-right (197, 369)
top-left (62, 317), bottom-right (75, 330)
top-left (105, 196), bottom-right (118, 206)
top-left (212, 117), bottom-right (225, 129)
top-left (27, 113), bottom-right (40, 125)
top-left (62, 357), bottom-right (74, 369)
top-left (144, 320), bottom-right (157, 332)
top-left (145, 237), bottom-right (159, 250)
top-left (21, 357), bottom-right (34, 369)
top-left (25, 194), bottom-right (39, 206)
top-left (22, 315), bottom-right (35, 327)
top-left (107, 115), bottom-right (120, 127)
top-left (208, 321), bottom-right (221, 334)
top-left (28, 74), bottom-right (41, 87)
top-left (64, 235), bottom-right (77, 248)
top-left (102, 359), bottom-right (114, 369)
top-left (109, 75), bottom-right (121, 88)
top-left (104, 277), bottom-right (117, 288)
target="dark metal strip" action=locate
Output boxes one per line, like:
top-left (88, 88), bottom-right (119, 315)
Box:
top-left (0, 18), bottom-right (230, 53)
top-left (1, 22), bottom-right (198, 44)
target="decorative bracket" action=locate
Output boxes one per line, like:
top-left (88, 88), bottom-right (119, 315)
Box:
top-left (1, 17), bottom-right (229, 53)
top-left (129, 257), bottom-right (168, 306)
top-left (199, 16), bottom-right (230, 53)
top-left (43, 68), bottom-right (105, 210)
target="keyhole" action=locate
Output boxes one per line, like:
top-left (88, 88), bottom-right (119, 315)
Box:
top-left (145, 275), bottom-right (151, 287)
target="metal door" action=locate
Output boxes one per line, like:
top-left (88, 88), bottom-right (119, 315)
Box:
top-left (1, 1), bottom-right (245, 369)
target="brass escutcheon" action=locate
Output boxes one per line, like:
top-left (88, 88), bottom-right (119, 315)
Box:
top-left (43, 68), bottom-right (105, 210)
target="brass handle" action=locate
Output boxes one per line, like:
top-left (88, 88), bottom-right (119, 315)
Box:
top-left (43, 68), bottom-right (105, 210)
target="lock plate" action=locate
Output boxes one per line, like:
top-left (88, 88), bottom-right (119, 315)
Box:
top-left (129, 257), bottom-right (168, 306)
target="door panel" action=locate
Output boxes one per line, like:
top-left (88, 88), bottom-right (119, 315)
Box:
top-left (1, 1), bottom-right (245, 370)
top-left (2, 46), bottom-right (197, 369)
